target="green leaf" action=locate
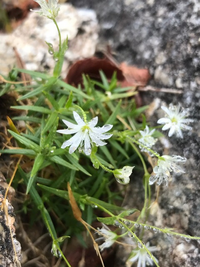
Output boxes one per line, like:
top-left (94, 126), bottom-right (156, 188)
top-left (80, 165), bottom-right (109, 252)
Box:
top-left (97, 216), bottom-right (117, 225)
top-left (55, 236), bottom-right (70, 243)
top-left (99, 146), bottom-right (116, 168)
top-left (118, 209), bottom-right (138, 218)
top-left (8, 130), bottom-right (40, 151)
top-left (18, 77), bottom-right (57, 100)
top-left (99, 70), bottom-right (109, 89)
top-left (65, 91), bottom-right (73, 109)
top-left (42, 112), bottom-right (58, 134)
top-left (15, 68), bottom-right (50, 79)
top-left (12, 116), bottom-right (41, 123)
top-left (56, 80), bottom-right (93, 100)
top-left (27, 153), bottom-right (44, 193)
top-left (109, 140), bottom-right (129, 159)
top-left (43, 91), bottom-right (60, 110)
top-left (19, 167), bottom-right (57, 237)
top-left (105, 100), bottom-right (121, 125)
top-left (65, 154), bottom-right (91, 176)
top-left (0, 149), bottom-right (36, 156)
top-left (53, 37), bottom-right (68, 77)
top-left (11, 105), bottom-right (51, 114)
top-left (86, 196), bottom-right (123, 213)
top-left (50, 155), bottom-right (78, 170)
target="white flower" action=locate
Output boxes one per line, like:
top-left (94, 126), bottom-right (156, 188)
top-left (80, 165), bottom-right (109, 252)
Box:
top-left (96, 225), bottom-right (117, 251)
top-left (138, 126), bottom-right (157, 152)
top-left (57, 111), bottom-right (113, 156)
top-left (149, 155), bottom-right (186, 186)
top-left (114, 166), bottom-right (134, 184)
top-left (33, 0), bottom-right (60, 19)
top-left (126, 242), bottom-right (159, 267)
top-left (157, 103), bottom-right (193, 138)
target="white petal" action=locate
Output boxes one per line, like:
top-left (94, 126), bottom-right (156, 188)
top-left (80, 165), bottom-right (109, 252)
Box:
top-left (168, 126), bottom-right (176, 137)
top-left (162, 123), bottom-right (171, 131)
top-left (61, 140), bottom-right (72, 149)
top-left (62, 119), bottom-right (78, 129)
top-left (97, 133), bottom-right (113, 140)
top-left (84, 133), bottom-right (91, 155)
top-left (129, 254), bottom-right (139, 263)
top-left (57, 129), bottom-right (79, 135)
top-left (62, 131), bottom-right (83, 152)
top-left (88, 116), bottom-right (98, 128)
top-left (157, 118), bottom-right (171, 124)
top-left (93, 124), bottom-right (113, 134)
top-left (147, 256), bottom-right (153, 266)
top-left (89, 132), bottom-right (107, 146)
top-left (161, 106), bottom-right (171, 116)
top-left (73, 111), bottom-right (85, 126)
top-left (137, 256), bottom-right (142, 267)
top-left (149, 175), bottom-right (157, 185)
top-left (177, 128), bottom-right (183, 138)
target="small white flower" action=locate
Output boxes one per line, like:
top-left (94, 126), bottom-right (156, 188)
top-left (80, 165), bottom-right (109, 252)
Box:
top-left (114, 166), bottom-right (134, 184)
top-left (33, 0), bottom-right (60, 19)
top-left (157, 103), bottom-right (193, 138)
top-left (57, 111), bottom-right (113, 156)
top-left (126, 242), bottom-right (159, 267)
top-left (138, 126), bottom-right (157, 153)
top-left (96, 225), bottom-right (117, 251)
top-left (149, 155), bottom-right (186, 186)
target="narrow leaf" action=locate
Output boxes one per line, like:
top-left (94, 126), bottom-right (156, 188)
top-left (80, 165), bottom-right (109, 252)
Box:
top-left (8, 130), bottom-right (40, 151)
top-left (50, 155), bottom-right (78, 170)
top-left (11, 105), bottom-right (51, 114)
top-left (97, 216), bottom-right (116, 225)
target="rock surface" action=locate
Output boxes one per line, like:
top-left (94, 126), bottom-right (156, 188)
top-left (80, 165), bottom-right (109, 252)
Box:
top-left (0, 4), bottom-right (98, 77)
top-left (67, 1), bottom-right (200, 266)
top-left (1, 1), bottom-right (200, 266)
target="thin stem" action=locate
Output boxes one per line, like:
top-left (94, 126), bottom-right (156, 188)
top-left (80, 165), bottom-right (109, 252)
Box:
top-left (127, 139), bottom-right (148, 175)
top-left (53, 18), bottom-right (62, 52)
top-left (127, 136), bottom-right (161, 159)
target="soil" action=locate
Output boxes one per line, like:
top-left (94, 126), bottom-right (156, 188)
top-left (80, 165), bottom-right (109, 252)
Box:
top-left (67, 1), bottom-right (200, 266)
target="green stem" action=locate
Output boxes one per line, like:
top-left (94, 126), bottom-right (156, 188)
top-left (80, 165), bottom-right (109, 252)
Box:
top-left (127, 136), bottom-right (161, 159)
top-left (127, 138), bottom-right (151, 233)
top-left (127, 139), bottom-right (148, 176)
top-left (53, 18), bottom-right (62, 52)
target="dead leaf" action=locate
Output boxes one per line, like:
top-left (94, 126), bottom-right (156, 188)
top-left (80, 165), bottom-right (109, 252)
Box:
top-left (65, 57), bottom-right (151, 89)
top-left (65, 57), bottom-right (124, 87)
top-left (120, 62), bottom-right (151, 86)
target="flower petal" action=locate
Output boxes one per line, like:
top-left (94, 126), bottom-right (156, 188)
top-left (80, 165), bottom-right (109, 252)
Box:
top-left (157, 118), bottom-right (171, 124)
top-left (84, 133), bottom-right (91, 155)
top-left (89, 132), bottom-right (107, 146)
top-left (88, 116), bottom-right (98, 128)
top-left (162, 123), bottom-right (171, 131)
top-left (62, 119), bottom-right (78, 129)
top-left (57, 129), bottom-right (79, 135)
top-left (93, 124), bottom-right (113, 134)
top-left (73, 111), bottom-right (85, 126)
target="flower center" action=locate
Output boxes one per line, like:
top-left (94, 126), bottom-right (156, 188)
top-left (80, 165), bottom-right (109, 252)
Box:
top-left (81, 125), bottom-right (90, 132)
top-left (171, 117), bottom-right (178, 124)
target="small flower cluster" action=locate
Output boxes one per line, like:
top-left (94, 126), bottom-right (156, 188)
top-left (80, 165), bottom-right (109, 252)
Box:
top-left (149, 155), bottom-right (186, 186)
top-left (33, 0), bottom-right (60, 20)
top-left (137, 103), bottom-right (193, 186)
top-left (138, 126), bottom-right (157, 153)
top-left (96, 225), bottom-right (159, 267)
top-left (157, 103), bottom-right (193, 138)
